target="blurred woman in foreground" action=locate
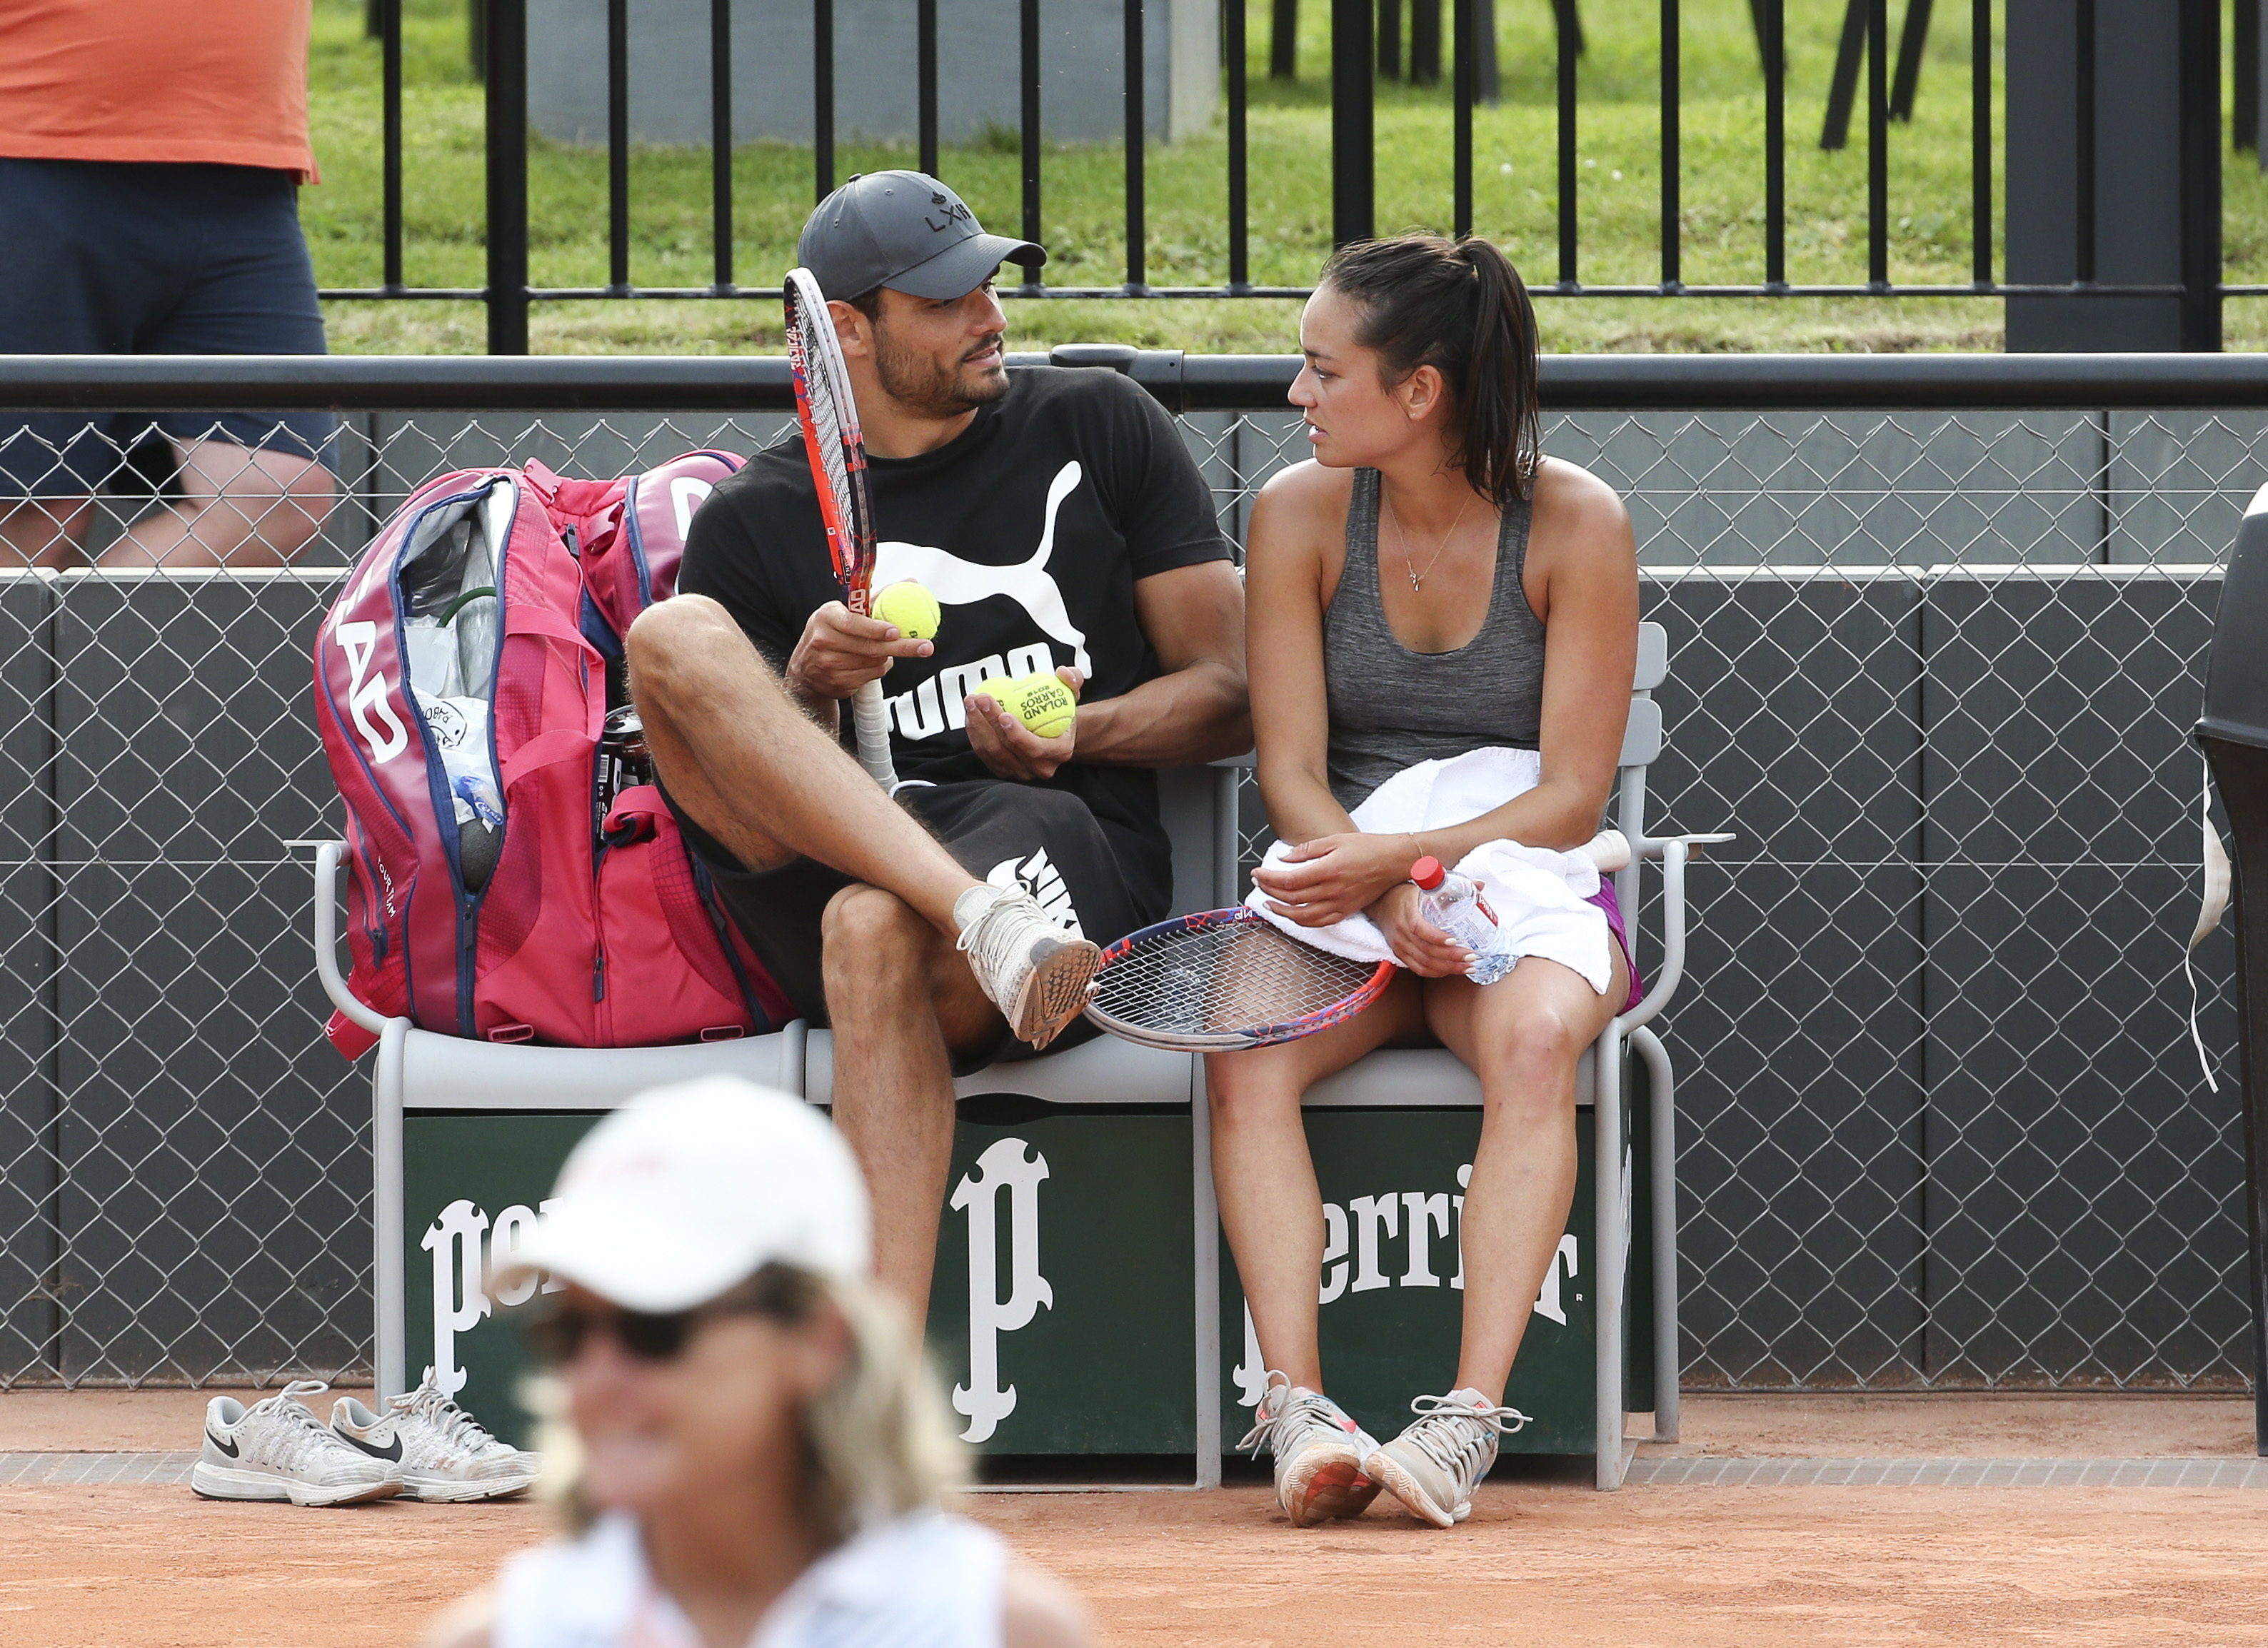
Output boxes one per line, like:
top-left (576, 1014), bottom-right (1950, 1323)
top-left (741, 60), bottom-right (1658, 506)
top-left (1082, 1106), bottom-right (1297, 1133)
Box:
top-left (425, 1075), bottom-right (1088, 1648)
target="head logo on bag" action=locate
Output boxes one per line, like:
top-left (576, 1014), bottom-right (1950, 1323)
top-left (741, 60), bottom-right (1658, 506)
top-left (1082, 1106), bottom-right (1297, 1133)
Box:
top-left (313, 451), bottom-right (791, 1057)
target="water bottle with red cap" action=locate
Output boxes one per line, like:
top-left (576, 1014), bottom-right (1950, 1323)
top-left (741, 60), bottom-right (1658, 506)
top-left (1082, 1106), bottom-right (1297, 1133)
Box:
top-left (1410, 856), bottom-right (1516, 985)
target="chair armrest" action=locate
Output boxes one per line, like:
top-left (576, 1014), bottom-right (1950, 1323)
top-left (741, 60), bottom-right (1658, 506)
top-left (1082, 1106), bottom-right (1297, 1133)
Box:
top-left (1612, 835), bottom-right (1727, 1033)
top-left (313, 840), bottom-right (393, 1037)
top-left (1630, 830), bottom-right (1735, 859)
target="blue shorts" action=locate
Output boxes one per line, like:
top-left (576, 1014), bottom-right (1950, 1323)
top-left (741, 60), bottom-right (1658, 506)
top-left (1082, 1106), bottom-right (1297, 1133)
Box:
top-left (0, 159), bottom-right (338, 499)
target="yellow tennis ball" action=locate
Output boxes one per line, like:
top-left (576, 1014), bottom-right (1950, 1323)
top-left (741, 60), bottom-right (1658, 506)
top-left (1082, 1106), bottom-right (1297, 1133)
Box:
top-left (976, 670), bottom-right (1077, 740)
top-left (873, 580), bottom-right (940, 641)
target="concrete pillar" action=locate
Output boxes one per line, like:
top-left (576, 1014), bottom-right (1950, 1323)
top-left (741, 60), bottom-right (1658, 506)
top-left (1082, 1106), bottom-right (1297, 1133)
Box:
top-left (2003, 0), bottom-right (2219, 353)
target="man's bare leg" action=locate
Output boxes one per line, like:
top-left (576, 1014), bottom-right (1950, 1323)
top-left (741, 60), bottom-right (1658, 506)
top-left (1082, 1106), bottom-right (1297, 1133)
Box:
top-left (630, 594), bottom-right (1102, 1312)
top-left (98, 440), bottom-right (336, 569)
top-left (0, 498), bottom-right (91, 568)
top-left (627, 594), bottom-right (983, 930)
top-left (821, 883), bottom-right (1004, 1311)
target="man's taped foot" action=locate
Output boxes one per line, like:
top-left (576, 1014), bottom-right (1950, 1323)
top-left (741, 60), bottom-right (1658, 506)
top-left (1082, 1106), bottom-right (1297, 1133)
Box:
top-left (954, 883), bottom-right (1100, 1049)
top-left (1237, 1371), bottom-right (1381, 1527)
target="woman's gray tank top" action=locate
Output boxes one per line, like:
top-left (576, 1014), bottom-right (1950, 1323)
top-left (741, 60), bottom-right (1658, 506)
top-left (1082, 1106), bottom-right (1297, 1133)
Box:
top-left (1322, 467), bottom-right (1545, 810)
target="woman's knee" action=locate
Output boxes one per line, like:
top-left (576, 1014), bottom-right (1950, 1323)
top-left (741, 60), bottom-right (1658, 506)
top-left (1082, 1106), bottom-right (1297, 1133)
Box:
top-left (1203, 1050), bottom-right (1308, 1122)
top-left (1475, 997), bottom-right (1594, 1095)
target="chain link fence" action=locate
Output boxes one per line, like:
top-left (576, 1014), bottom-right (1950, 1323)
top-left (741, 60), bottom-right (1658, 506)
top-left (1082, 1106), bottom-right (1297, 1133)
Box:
top-left (0, 388), bottom-right (2254, 1392)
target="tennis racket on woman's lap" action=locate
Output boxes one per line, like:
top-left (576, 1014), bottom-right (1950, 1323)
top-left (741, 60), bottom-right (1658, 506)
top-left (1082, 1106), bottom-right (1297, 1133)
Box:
top-left (1085, 908), bottom-right (1396, 1052)
top-left (784, 266), bottom-right (896, 788)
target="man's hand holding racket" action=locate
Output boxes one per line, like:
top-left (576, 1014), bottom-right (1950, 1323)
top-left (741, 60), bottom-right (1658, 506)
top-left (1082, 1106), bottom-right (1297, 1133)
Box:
top-left (786, 601), bottom-right (934, 706)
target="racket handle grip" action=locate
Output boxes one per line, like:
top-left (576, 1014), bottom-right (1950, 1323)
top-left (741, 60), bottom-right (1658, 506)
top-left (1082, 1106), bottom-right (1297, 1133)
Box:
top-left (850, 679), bottom-right (897, 788)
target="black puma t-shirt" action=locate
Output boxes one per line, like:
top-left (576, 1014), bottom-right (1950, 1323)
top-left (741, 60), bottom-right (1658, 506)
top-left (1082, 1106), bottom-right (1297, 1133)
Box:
top-left (678, 365), bottom-right (1230, 907)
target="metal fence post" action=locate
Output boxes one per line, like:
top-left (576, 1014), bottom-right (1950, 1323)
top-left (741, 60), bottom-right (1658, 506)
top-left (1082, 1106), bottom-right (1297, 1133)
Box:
top-left (2179, 0), bottom-right (2223, 352)
top-left (1330, 0), bottom-right (1375, 245)
top-left (483, 0), bottom-right (530, 355)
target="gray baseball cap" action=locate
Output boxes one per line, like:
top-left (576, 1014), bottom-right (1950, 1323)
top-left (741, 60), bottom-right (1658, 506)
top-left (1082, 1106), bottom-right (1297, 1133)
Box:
top-left (797, 171), bottom-right (1045, 302)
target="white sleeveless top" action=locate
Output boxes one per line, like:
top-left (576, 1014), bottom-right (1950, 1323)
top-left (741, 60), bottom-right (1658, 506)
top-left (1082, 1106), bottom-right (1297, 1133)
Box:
top-left (492, 1509), bottom-right (1008, 1648)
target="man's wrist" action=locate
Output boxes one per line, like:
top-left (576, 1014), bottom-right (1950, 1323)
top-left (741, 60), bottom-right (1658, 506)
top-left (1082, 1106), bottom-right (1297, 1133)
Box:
top-left (783, 655), bottom-right (833, 703)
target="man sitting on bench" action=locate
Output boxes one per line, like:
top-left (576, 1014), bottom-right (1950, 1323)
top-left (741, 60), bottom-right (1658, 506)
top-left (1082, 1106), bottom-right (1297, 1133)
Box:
top-left (628, 171), bottom-right (1248, 1313)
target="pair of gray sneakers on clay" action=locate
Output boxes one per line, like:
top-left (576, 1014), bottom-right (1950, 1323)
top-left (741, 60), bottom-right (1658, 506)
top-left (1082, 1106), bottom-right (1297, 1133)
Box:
top-left (1238, 1370), bottom-right (1530, 1528)
top-left (191, 1369), bottom-right (538, 1507)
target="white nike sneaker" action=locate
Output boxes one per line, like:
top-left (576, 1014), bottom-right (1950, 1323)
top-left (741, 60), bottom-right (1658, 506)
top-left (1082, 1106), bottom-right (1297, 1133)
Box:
top-left (1364, 1387), bottom-right (1530, 1528)
top-left (191, 1380), bottom-right (402, 1507)
top-left (333, 1367), bottom-right (540, 1503)
top-left (953, 883), bottom-right (1100, 1049)
top-left (1235, 1370), bottom-right (1382, 1527)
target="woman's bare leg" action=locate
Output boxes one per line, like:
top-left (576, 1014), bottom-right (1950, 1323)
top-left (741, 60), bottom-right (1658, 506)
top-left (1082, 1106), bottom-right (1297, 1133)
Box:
top-left (1422, 945), bottom-right (1630, 1405)
top-left (1205, 973), bottom-right (1425, 1393)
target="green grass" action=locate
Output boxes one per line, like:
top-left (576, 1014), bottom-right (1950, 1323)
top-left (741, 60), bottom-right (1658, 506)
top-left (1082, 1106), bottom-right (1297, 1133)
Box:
top-left (304, 0), bottom-right (2266, 354)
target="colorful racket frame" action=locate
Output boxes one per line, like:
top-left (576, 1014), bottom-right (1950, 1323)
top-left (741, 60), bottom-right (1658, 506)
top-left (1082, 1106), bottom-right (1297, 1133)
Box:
top-left (1083, 906), bottom-right (1398, 1052)
top-left (783, 266), bottom-right (896, 788)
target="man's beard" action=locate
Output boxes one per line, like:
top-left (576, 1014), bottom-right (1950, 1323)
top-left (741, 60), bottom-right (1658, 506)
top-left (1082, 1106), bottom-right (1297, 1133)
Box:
top-left (873, 326), bottom-right (1011, 418)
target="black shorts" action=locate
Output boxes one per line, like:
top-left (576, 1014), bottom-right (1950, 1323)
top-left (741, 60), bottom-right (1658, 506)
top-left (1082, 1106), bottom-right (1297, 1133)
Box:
top-left (679, 779), bottom-right (1158, 1069)
top-left (0, 159), bottom-right (338, 499)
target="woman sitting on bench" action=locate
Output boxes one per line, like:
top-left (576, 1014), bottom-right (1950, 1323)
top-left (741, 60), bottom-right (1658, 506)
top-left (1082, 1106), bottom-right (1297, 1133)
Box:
top-left (1215, 233), bottom-right (1641, 1530)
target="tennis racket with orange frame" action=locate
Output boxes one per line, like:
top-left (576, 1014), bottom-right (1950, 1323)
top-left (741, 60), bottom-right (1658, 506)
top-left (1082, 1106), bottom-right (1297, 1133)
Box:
top-left (784, 266), bottom-right (897, 788)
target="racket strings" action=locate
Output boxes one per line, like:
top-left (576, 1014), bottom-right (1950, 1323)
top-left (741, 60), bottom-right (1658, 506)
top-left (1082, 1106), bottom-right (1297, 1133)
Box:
top-left (784, 276), bottom-right (872, 591)
top-left (1090, 920), bottom-right (1381, 1038)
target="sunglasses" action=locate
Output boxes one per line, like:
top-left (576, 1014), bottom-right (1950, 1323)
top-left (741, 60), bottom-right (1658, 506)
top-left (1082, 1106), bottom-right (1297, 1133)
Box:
top-left (521, 1274), bottom-right (803, 1367)
top-left (523, 1303), bottom-right (708, 1365)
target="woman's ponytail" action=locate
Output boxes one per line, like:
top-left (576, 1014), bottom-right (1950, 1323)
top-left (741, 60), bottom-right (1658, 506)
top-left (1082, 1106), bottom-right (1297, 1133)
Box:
top-left (1318, 233), bottom-right (1543, 507)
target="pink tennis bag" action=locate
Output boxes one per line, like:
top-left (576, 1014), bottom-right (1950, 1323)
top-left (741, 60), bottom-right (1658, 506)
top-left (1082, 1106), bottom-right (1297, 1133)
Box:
top-left (313, 452), bottom-right (791, 1057)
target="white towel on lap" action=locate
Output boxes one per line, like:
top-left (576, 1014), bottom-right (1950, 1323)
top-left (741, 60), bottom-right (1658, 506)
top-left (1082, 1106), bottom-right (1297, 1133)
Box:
top-left (1245, 746), bottom-right (1615, 995)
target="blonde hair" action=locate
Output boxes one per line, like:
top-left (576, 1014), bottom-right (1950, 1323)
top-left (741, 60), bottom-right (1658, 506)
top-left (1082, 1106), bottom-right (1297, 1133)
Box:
top-left (531, 1265), bottom-right (966, 1547)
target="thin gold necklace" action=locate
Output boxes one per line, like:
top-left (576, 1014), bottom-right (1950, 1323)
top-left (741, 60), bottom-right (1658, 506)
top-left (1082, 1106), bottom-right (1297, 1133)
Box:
top-left (1383, 483), bottom-right (1476, 593)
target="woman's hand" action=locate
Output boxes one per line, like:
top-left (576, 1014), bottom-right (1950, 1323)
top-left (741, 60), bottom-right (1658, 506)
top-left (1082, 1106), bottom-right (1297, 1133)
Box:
top-left (1368, 883), bottom-right (1473, 978)
top-left (1251, 831), bottom-right (1422, 928)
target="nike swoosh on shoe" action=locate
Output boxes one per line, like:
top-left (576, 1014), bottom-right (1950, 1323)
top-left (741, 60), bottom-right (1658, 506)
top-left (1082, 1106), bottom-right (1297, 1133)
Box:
top-left (338, 1428), bottom-right (404, 1463)
top-left (204, 1430), bottom-right (239, 1459)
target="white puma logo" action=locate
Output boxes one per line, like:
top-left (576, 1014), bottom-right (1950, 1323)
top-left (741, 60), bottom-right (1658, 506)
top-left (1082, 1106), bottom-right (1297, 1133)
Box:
top-left (873, 461), bottom-right (1090, 675)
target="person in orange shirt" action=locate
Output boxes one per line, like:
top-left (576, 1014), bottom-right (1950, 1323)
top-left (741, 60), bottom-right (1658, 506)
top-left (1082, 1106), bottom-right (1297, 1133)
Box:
top-left (0, 0), bottom-right (338, 568)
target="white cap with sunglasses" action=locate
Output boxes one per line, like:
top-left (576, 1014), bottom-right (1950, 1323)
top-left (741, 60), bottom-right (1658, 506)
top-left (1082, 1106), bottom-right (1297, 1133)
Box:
top-left (492, 1075), bottom-right (870, 1315)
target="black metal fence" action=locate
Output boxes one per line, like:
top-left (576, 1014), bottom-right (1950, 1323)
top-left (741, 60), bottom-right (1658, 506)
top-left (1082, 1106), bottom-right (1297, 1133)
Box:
top-left (340, 0), bottom-right (2249, 353)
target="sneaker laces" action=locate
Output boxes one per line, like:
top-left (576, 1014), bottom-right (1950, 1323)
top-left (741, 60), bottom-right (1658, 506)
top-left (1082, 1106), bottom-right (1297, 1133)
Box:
top-left (1399, 1392), bottom-right (1530, 1486)
top-left (244, 1380), bottom-right (353, 1470)
top-left (391, 1367), bottom-right (498, 1454)
top-left (1234, 1371), bottom-right (1353, 1459)
top-left (1234, 1370), bottom-right (1294, 1455)
top-left (954, 885), bottom-right (1048, 985)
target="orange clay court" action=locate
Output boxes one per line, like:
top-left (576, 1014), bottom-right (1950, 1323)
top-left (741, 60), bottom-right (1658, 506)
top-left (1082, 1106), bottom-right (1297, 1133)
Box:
top-left (5, 1390), bottom-right (2268, 1647)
